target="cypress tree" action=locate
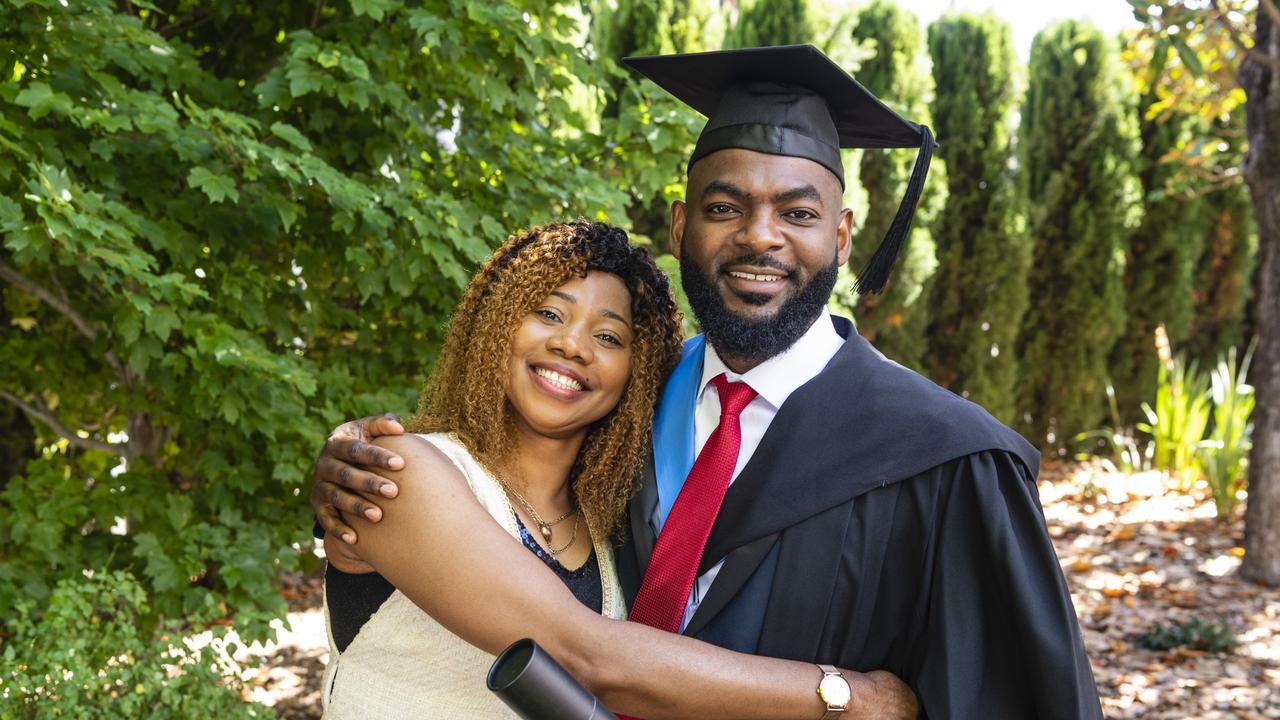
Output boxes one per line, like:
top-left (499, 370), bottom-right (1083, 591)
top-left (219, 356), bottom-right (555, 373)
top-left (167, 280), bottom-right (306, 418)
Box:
top-left (1187, 182), bottom-right (1257, 365)
top-left (593, 0), bottom-right (703, 66)
top-left (1109, 48), bottom-right (1207, 417)
top-left (1184, 113), bottom-right (1257, 366)
top-left (1017, 20), bottom-right (1142, 447)
top-left (840, 0), bottom-right (936, 370)
top-left (723, 0), bottom-right (812, 49)
top-left (921, 13), bottom-right (1025, 421)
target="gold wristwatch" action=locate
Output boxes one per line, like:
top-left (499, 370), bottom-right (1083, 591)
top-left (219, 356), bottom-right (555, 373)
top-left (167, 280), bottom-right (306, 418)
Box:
top-left (816, 663), bottom-right (851, 719)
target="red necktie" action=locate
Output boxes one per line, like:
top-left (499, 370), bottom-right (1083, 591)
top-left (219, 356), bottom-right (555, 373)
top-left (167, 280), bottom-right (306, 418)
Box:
top-left (629, 373), bottom-right (758, 634)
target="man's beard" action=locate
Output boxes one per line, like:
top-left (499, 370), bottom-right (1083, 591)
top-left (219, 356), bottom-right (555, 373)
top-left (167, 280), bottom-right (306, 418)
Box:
top-left (680, 249), bottom-right (838, 367)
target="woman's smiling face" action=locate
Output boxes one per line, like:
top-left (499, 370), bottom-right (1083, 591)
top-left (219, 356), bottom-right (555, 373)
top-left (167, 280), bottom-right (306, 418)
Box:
top-left (504, 271), bottom-right (635, 441)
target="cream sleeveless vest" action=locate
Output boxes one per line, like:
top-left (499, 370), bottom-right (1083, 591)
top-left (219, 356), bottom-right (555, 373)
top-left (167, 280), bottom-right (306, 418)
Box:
top-left (321, 432), bottom-right (625, 719)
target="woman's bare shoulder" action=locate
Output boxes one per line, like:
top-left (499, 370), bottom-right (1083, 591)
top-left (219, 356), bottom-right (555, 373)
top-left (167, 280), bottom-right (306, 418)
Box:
top-left (368, 433), bottom-right (466, 488)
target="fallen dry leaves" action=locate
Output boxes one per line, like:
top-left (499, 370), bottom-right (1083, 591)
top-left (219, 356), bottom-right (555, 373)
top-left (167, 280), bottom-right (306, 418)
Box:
top-left (1043, 459), bottom-right (1280, 719)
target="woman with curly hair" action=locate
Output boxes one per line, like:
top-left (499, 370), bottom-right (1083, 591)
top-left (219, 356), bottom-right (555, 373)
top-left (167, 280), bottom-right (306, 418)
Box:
top-left (322, 220), bottom-right (883, 719)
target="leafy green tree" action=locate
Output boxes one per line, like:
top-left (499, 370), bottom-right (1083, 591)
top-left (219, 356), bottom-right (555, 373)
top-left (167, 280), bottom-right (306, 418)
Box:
top-left (1016, 19), bottom-right (1142, 447)
top-left (0, 0), bottom-right (636, 652)
top-left (922, 12), bottom-right (1025, 421)
top-left (1110, 36), bottom-right (1222, 418)
top-left (723, 0), bottom-right (813, 49)
top-left (1120, 19), bottom-right (1259, 368)
top-left (1118, 4), bottom-right (1259, 374)
top-left (1125, 0), bottom-right (1280, 587)
top-left (833, 0), bottom-right (936, 370)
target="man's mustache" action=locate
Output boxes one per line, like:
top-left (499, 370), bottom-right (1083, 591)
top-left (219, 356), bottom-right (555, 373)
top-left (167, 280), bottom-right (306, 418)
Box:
top-left (718, 254), bottom-right (796, 277)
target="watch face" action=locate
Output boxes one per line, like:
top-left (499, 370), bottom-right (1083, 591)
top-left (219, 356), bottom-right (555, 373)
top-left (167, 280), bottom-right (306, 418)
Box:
top-left (819, 675), bottom-right (852, 706)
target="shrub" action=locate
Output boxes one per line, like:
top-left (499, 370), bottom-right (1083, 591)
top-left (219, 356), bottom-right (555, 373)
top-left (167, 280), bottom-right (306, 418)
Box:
top-left (1185, 176), bottom-right (1257, 367)
top-left (1134, 617), bottom-right (1237, 653)
top-left (0, 570), bottom-right (265, 719)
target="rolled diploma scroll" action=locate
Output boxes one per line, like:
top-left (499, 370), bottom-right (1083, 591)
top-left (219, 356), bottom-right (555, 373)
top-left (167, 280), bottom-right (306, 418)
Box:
top-left (487, 638), bottom-right (619, 720)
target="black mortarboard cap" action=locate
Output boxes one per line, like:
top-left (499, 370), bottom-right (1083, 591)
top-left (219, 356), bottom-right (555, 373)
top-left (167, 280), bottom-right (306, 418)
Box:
top-left (622, 44), bottom-right (936, 295)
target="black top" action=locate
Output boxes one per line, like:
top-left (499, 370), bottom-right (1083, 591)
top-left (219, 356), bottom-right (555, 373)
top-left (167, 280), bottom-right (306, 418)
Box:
top-left (327, 517), bottom-right (601, 653)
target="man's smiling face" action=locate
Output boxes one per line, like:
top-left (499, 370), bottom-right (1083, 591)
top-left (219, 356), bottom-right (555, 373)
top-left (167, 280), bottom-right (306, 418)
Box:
top-left (669, 148), bottom-right (853, 369)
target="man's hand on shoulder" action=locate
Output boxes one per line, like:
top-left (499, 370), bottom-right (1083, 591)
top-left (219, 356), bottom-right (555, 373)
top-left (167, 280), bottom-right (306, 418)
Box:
top-left (843, 670), bottom-right (917, 720)
top-left (310, 413), bottom-right (406, 544)
top-left (323, 531), bottom-right (376, 574)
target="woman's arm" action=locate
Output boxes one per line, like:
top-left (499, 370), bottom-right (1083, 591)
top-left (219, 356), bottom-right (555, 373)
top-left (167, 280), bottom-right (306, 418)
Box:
top-left (343, 435), bottom-right (914, 720)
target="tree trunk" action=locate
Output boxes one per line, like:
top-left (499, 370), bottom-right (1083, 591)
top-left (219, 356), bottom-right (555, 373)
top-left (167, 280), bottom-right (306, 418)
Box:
top-left (1240, 7), bottom-right (1280, 587)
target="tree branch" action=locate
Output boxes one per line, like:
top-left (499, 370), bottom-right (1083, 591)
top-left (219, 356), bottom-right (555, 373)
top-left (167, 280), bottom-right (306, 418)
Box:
top-left (1211, 0), bottom-right (1280, 69)
top-left (0, 260), bottom-right (133, 386)
top-left (1174, 173), bottom-right (1244, 199)
top-left (0, 260), bottom-right (100, 341)
top-left (0, 391), bottom-right (127, 457)
top-left (1260, 0), bottom-right (1280, 33)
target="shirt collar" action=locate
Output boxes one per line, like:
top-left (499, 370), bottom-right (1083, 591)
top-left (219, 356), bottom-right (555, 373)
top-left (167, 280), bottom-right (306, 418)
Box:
top-left (699, 313), bottom-right (845, 410)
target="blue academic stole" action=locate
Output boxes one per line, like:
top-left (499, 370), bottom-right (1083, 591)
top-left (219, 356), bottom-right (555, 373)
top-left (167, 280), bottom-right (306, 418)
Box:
top-left (650, 334), bottom-right (706, 529)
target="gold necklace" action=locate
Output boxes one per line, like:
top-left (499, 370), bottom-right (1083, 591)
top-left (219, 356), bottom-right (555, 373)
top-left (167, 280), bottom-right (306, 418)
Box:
top-left (498, 479), bottom-right (576, 543)
top-left (545, 513), bottom-right (580, 557)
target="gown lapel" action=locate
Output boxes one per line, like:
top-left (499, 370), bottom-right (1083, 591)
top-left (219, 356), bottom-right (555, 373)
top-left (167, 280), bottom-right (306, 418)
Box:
top-left (701, 316), bottom-right (1039, 565)
top-left (682, 532), bottom-right (779, 637)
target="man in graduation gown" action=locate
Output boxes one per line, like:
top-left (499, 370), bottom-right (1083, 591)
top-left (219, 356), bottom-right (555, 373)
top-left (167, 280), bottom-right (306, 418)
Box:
top-left (310, 45), bottom-right (1103, 719)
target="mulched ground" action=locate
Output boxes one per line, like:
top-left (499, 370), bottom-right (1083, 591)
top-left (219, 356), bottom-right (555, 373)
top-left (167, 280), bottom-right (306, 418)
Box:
top-left (253, 461), bottom-right (1280, 718)
top-left (1042, 460), bottom-right (1280, 718)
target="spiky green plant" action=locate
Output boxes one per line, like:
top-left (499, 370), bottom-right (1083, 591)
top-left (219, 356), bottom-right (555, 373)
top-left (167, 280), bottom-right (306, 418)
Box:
top-left (1199, 344), bottom-right (1255, 516)
top-left (1139, 352), bottom-right (1212, 491)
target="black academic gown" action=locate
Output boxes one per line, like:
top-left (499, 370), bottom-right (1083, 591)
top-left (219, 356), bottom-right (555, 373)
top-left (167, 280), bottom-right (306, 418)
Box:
top-left (617, 316), bottom-right (1102, 719)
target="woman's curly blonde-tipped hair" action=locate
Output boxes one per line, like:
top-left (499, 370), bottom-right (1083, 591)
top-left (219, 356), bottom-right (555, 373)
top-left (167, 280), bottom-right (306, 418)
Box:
top-left (408, 219), bottom-right (684, 541)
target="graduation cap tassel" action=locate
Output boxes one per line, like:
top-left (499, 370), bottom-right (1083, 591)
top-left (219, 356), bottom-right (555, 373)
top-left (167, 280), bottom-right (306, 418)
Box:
top-left (856, 126), bottom-right (936, 295)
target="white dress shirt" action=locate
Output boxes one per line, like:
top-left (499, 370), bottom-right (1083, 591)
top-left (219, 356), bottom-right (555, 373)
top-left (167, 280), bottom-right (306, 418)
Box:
top-left (652, 313), bottom-right (845, 632)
